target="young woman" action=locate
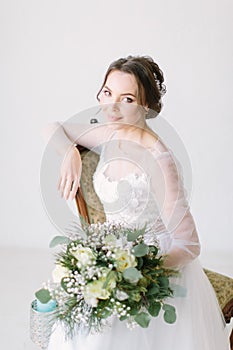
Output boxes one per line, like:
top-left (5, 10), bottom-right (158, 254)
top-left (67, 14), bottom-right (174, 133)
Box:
top-left (47, 56), bottom-right (229, 349)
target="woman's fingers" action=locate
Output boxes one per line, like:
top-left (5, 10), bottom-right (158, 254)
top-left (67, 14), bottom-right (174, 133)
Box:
top-left (57, 175), bottom-right (80, 200)
top-left (57, 175), bottom-right (63, 192)
top-left (57, 146), bottom-right (82, 200)
top-left (69, 178), bottom-right (80, 200)
top-left (63, 177), bottom-right (74, 200)
top-left (58, 176), bottom-right (67, 197)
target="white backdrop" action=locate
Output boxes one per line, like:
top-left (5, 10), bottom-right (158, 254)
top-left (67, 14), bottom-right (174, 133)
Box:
top-left (1, 0), bottom-right (233, 264)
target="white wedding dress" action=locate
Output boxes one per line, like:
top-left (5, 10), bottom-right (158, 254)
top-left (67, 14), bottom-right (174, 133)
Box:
top-left (48, 133), bottom-right (230, 349)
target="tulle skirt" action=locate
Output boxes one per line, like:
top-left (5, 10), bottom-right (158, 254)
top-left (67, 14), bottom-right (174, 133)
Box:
top-left (48, 258), bottom-right (230, 350)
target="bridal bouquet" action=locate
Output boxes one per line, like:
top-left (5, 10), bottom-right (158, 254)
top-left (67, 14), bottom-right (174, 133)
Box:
top-left (35, 221), bottom-right (178, 339)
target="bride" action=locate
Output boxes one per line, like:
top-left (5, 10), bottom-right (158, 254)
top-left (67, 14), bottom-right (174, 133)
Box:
top-left (46, 55), bottom-right (229, 349)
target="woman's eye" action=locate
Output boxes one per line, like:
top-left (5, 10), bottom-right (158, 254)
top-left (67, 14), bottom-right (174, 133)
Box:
top-left (103, 89), bottom-right (111, 97)
top-left (122, 97), bottom-right (134, 103)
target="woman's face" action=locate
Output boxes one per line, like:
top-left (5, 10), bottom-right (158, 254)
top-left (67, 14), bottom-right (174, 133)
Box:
top-left (98, 70), bottom-right (147, 128)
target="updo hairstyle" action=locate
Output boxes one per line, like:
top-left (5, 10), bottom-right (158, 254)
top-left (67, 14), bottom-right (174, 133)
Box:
top-left (96, 55), bottom-right (166, 118)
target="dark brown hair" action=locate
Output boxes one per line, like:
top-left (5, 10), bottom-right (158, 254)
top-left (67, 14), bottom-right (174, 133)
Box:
top-left (96, 55), bottom-right (166, 118)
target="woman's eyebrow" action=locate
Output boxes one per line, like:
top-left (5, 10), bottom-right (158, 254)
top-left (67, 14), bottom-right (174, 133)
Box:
top-left (104, 85), bottom-right (136, 97)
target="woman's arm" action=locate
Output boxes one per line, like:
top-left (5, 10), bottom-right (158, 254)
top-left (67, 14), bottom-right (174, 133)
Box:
top-left (43, 121), bottom-right (112, 200)
top-left (151, 150), bottom-right (201, 268)
top-left (43, 121), bottom-right (110, 156)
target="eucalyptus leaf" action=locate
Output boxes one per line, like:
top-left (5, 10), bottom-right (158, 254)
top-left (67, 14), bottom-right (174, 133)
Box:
top-left (132, 243), bottom-right (149, 257)
top-left (49, 236), bottom-right (71, 248)
top-left (163, 308), bottom-right (177, 324)
top-left (158, 276), bottom-right (169, 288)
top-left (162, 304), bottom-right (176, 312)
top-left (35, 289), bottom-right (51, 303)
top-left (126, 225), bottom-right (146, 242)
top-left (147, 284), bottom-right (159, 296)
top-left (123, 267), bottom-right (142, 284)
top-left (170, 283), bottom-right (187, 297)
top-left (148, 302), bottom-right (161, 317)
top-left (134, 312), bottom-right (151, 328)
top-left (128, 304), bottom-right (140, 315)
top-left (127, 229), bottom-right (142, 242)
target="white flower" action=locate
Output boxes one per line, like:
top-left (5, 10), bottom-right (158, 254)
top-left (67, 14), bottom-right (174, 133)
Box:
top-left (116, 289), bottom-right (129, 301)
top-left (115, 249), bottom-right (137, 272)
top-left (83, 280), bottom-right (110, 307)
top-left (52, 264), bottom-right (70, 283)
top-left (104, 234), bottom-right (117, 247)
top-left (71, 246), bottom-right (96, 267)
top-left (83, 296), bottom-right (98, 307)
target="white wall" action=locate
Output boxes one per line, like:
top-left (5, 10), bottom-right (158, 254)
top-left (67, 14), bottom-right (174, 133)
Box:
top-left (1, 1), bottom-right (233, 264)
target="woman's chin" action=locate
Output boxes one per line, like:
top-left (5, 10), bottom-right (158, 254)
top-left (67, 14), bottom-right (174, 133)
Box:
top-left (106, 121), bottom-right (125, 130)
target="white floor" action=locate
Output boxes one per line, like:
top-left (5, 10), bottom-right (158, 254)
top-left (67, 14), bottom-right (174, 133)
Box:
top-left (0, 247), bottom-right (232, 350)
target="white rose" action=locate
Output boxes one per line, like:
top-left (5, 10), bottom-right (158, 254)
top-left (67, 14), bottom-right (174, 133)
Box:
top-left (71, 246), bottom-right (96, 267)
top-left (52, 264), bottom-right (69, 283)
top-left (115, 249), bottom-right (137, 272)
top-left (83, 280), bottom-right (110, 307)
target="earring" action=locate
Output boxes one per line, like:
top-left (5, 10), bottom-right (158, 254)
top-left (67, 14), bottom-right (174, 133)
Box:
top-left (90, 118), bottom-right (99, 124)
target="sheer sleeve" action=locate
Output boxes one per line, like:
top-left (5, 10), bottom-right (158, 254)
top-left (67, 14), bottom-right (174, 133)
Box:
top-left (151, 146), bottom-right (201, 269)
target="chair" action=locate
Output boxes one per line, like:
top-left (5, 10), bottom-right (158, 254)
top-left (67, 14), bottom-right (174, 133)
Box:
top-left (75, 145), bottom-right (233, 349)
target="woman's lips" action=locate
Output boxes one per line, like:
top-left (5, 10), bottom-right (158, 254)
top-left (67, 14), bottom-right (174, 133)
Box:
top-left (107, 115), bottom-right (122, 122)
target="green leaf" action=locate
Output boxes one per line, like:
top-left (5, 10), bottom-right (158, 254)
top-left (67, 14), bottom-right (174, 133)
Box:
top-left (158, 276), bottom-right (169, 288)
top-left (49, 236), bottom-right (71, 248)
top-left (162, 304), bottom-right (177, 324)
top-left (132, 243), bottom-right (149, 257)
top-left (99, 308), bottom-right (112, 319)
top-left (134, 312), bottom-right (151, 328)
top-left (130, 291), bottom-right (141, 302)
top-left (35, 289), bottom-right (51, 303)
top-left (162, 304), bottom-right (175, 312)
top-left (123, 267), bottom-right (142, 284)
top-left (148, 302), bottom-right (161, 317)
top-left (103, 271), bottom-right (116, 289)
top-left (137, 257), bottom-right (144, 269)
top-left (61, 278), bottom-right (67, 291)
top-left (147, 284), bottom-right (159, 296)
top-left (127, 229), bottom-right (142, 242)
top-left (128, 303), bottom-right (141, 315)
top-left (149, 246), bottom-right (158, 254)
top-left (163, 309), bottom-right (177, 324)
top-left (119, 315), bottom-right (128, 321)
top-left (170, 283), bottom-right (187, 297)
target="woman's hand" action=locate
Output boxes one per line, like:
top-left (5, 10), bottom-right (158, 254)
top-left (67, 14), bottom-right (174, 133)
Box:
top-left (58, 146), bottom-right (82, 200)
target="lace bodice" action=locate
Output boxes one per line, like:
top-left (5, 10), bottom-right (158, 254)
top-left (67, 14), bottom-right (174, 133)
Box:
top-left (94, 161), bottom-right (171, 247)
top-left (93, 135), bottom-right (200, 268)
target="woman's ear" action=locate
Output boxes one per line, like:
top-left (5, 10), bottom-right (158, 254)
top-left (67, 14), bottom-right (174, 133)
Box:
top-left (143, 106), bottom-right (149, 117)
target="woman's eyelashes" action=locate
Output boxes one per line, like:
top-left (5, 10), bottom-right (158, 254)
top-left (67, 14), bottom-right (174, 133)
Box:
top-left (122, 97), bottom-right (134, 103)
top-left (103, 89), bottom-right (111, 97)
top-left (102, 89), bottom-right (135, 103)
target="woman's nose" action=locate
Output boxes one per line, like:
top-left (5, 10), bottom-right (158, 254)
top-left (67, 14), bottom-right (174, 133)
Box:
top-left (111, 101), bottom-right (120, 111)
